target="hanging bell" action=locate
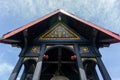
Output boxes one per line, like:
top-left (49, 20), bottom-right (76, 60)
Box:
top-left (43, 54), bottom-right (49, 60)
top-left (71, 55), bottom-right (77, 60)
top-left (50, 75), bottom-right (69, 80)
top-left (50, 71), bottom-right (69, 80)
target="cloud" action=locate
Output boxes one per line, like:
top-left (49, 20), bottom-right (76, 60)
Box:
top-left (0, 0), bottom-right (120, 34)
top-left (17, 77), bottom-right (20, 80)
top-left (0, 63), bottom-right (13, 80)
top-left (0, 44), bottom-right (20, 80)
top-left (0, 63), bottom-right (13, 75)
top-left (112, 78), bottom-right (120, 80)
top-left (109, 66), bottom-right (120, 80)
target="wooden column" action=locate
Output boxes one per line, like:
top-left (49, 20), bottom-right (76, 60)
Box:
top-left (96, 57), bottom-right (111, 80)
top-left (74, 44), bottom-right (87, 80)
top-left (93, 69), bottom-right (100, 80)
top-left (32, 44), bottom-right (45, 80)
top-left (94, 47), bottom-right (111, 80)
top-left (20, 68), bottom-right (27, 80)
top-left (9, 57), bottom-right (23, 80)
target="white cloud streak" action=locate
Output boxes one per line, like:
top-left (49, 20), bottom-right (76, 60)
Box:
top-left (0, 0), bottom-right (120, 34)
top-left (0, 62), bottom-right (13, 80)
top-left (0, 44), bottom-right (20, 80)
top-left (0, 63), bottom-right (13, 76)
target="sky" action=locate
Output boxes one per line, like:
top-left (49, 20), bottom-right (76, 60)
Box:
top-left (0, 0), bottom-right (120, 80)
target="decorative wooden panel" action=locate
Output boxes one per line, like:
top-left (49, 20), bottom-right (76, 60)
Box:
top-left (30, 46), bottom-right (40, 53)
top-left (24, 57), bottom-right (38, 62)
top-left (81, 58), bottom-right (96, 62)
top-left (39, 23), bottom-right (80, 40)
top-left (80, 47), bottom-right (89, 53)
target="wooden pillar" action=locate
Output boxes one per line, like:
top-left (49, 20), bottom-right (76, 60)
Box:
top-left (93, 69), bottom-right (100, 80)
top-left (9, 57), bottom-right (23, 80)
top-left (20, 69), bottom-right (26, 80)
top-left (74, 44), bottom-right (87, 80)
top-left (94, 47), bottom-right (111, 80)
top-left (20, 68), bottom-right (27, 80)
top-left (32, 44), bottom-right (45, 80)
top-left (96, 57), bottom-right (111, 80)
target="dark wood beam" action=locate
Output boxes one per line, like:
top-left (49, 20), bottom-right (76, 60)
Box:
top-left (74, 44), bottom-right (87, 80)
top-left (9, 57), bottom-right (23, 80)
top-left (99, 39), bottom-right (118, 43)
top-left (32, 44), bottom-right (45, 80)
top-left (0, 38), bottom-right (21, 44)
top-left (92, 28), bottom-right (98, 44)
top-left (43, 61), bottom-right (76, 64)
top-left (19, 29), bottom-right (28, 56)
top-left (96, 57), bottom-right (111, 80)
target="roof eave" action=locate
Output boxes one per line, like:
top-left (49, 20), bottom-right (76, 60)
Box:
top-left (1, 9), bottom-right (120, 43)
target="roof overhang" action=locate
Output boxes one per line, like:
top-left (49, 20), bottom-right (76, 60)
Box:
top-left (0, 9), bottom-right (120, 47)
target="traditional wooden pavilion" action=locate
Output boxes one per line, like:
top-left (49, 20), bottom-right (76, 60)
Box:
top-left (0, 9), bottom-right (120, 80)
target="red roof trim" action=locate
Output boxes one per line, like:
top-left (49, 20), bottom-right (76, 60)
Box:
top-left (2, 9), bottom-right (120, 42)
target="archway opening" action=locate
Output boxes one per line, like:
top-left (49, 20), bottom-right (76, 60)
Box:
top-left (22, 59), bottom-right (37, 80)
top-left (83, 60), bottom-right (99, 80)
top-left (40, 46), bottom-right (80, 80)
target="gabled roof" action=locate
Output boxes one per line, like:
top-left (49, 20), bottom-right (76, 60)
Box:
top-left (0, 9), bottom-right (120, 47)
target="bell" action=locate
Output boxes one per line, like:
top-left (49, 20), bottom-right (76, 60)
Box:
top-left (50, 71), bottom-right (69, 80)
top-left (71, 55), bottom-right (77, 60)
top-left (43, 54), bottom-right (49, 60)
top-left (50, 75), bottom-right (69, 80)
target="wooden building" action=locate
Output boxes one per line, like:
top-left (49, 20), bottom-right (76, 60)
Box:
top-left (0, 9), bottom-right (120, 80)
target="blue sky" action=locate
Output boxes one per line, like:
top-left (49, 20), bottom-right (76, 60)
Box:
top-left (0, 0), bottom-right (120, 80)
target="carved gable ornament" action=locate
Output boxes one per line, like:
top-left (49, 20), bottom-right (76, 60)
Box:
top-left (39, 23), bottom-right (80, 40)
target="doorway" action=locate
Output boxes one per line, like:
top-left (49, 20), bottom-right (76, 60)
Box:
top-left (40, 46), bottom-right (80, 80)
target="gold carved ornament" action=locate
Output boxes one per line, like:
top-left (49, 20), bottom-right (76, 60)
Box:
top-left (39, 23), bottom-right (80, 40)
